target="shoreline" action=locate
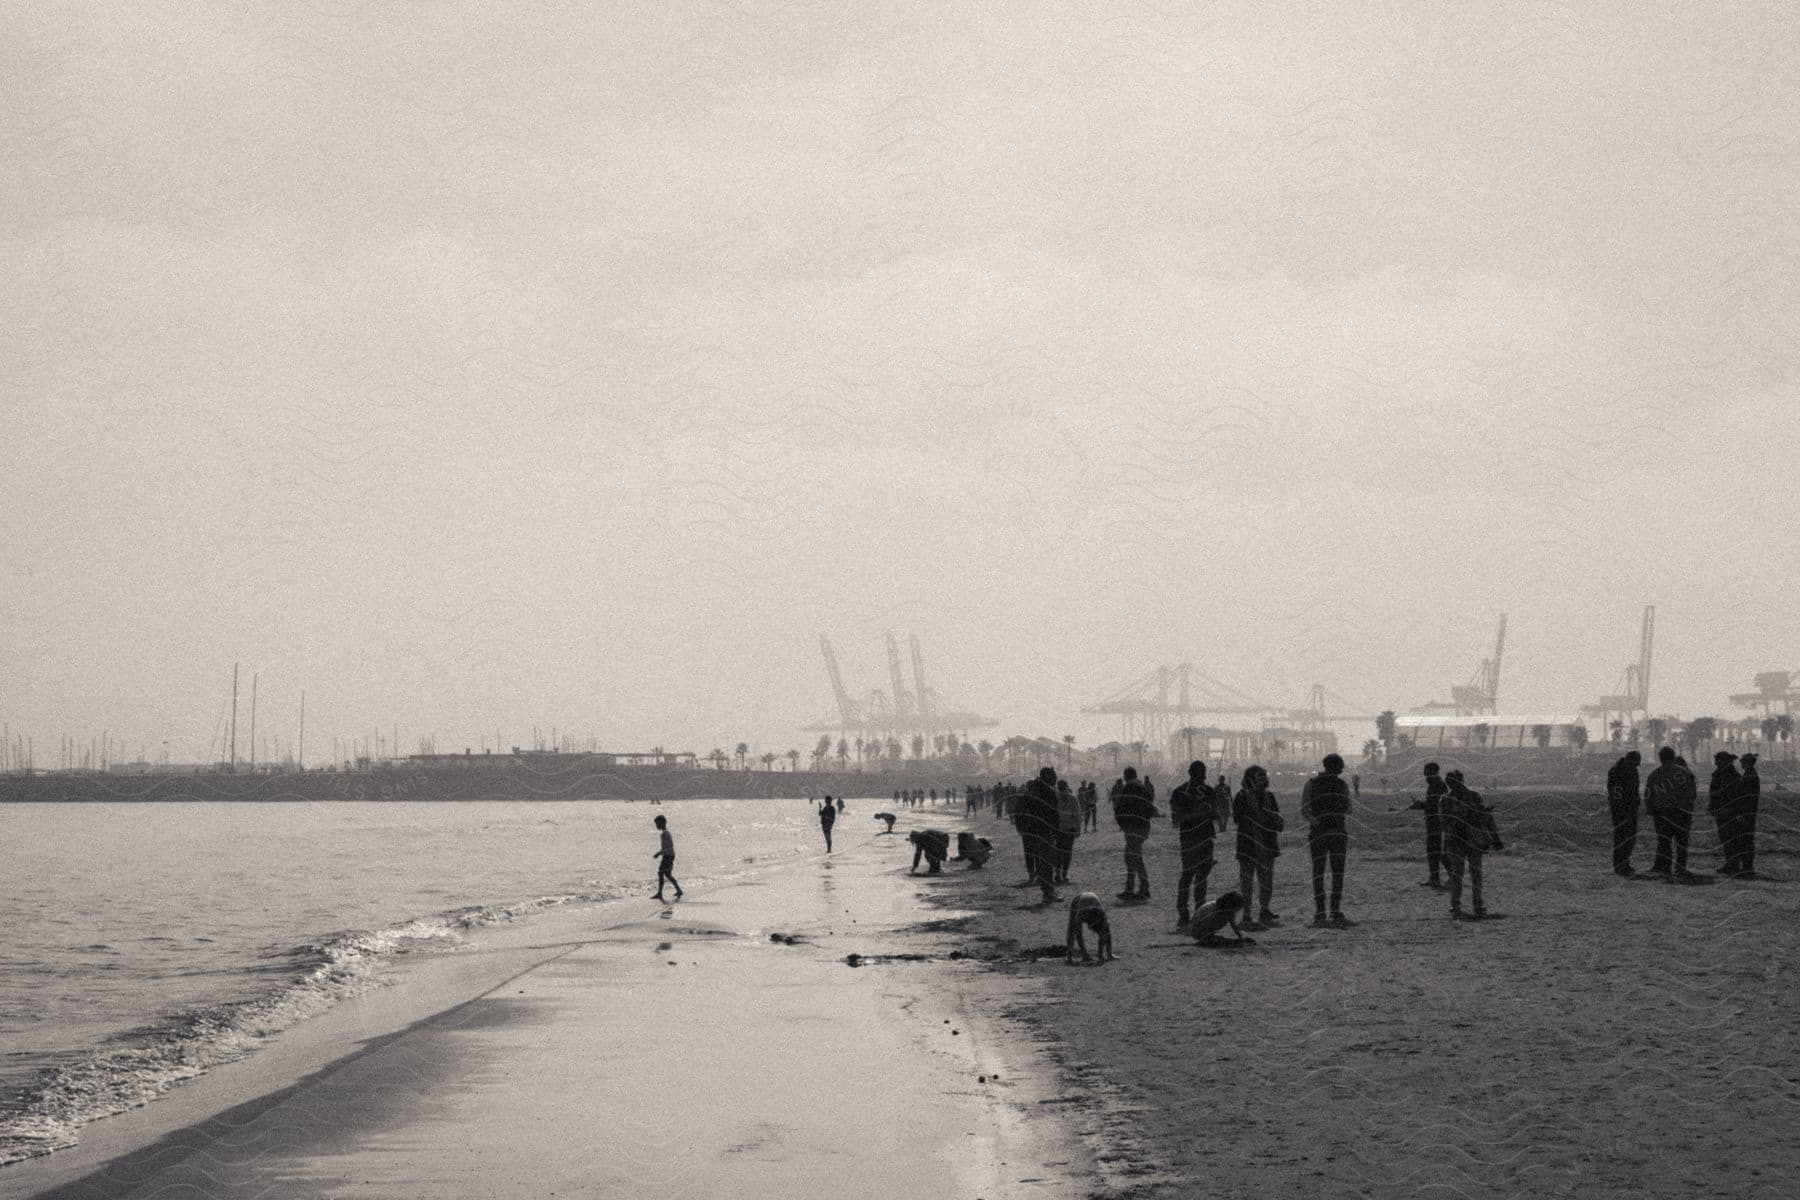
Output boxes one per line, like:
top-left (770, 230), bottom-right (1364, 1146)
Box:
top-left (0, 819), bottom-right (1096, 1200)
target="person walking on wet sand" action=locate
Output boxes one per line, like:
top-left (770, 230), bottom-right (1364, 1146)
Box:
top-left (1302, 753), bottom-right (1354, 926)
top-left (1054, 777), bottom-right (1082, 884)
top-left (1112, 766), bottom-right (1156, 902)
top-left (1419, 761), bottom-right (1449, 887)
top-left (818, 796), bottom-right (838, 852)
top-left (1169, 760), bottom-right (1217, 929)
top-left (1606, 750), bottom-right (1643, 877)
top-left (651, 815), bottom-right (683, 901)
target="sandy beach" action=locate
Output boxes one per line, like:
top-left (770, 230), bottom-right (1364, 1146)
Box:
top-left (5, 787), bottom-right (1797, 1199)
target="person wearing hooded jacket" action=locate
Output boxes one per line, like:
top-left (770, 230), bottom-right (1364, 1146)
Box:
top-left (1016, 766), bottom-right (1062, 905)
top-left (1168, 760), bottom-right (1217, 928)
top-left (1644, 747), bottom-right (1699, 879)
top-left (1725, 753), bottom-right (1761, 877)
top-left (1111, 766), bottom-right (1157, 901)
top-left (1232, 764), bottom-right (1282, 925)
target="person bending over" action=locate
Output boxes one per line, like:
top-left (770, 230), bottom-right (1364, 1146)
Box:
top-left (1189, 891), bottom-right (1253, 947)
top-left (874, 811), bottom-right (897, 833)
top-left (1065, 892), bottom-right (1115, 964)
top-left (908, 829), bottom-right (950, 874)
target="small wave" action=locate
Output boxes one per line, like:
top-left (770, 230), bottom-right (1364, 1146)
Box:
top-left (1, 888), bottom-right (617, 1167)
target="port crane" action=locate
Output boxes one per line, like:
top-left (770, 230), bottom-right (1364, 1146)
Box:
top-left (1581, 605), bottom-right (1655, 732)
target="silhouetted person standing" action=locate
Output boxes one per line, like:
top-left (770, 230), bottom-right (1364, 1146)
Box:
top-left (1054, 777), bottom-right (1082, 884)
top-left (1605, 750), bottom-right (1643, 877)
top-left (1707, 751), bottom-right (1741, 872)
top-left (1644, 747), bottom-right (1698, 879)
top-left (1017, 766), bottom-right (1061, 904)
top-left (1112, 766), bottom-right (1155, 901)
top-left (819, 796), bottom-right (837, 852)
top-left (1443, 770), bottom-right (1497, 920)
top-left (1420, 761), bottom-right (1449, 887)
top-left (1232, 764), bottom-right (1282, 925)
top-left (1169, 760), bottom-right (1216, 929)
top-left (1303, 753), bottom-right (1354, 926)
top-left (1726, 752), bottom-right (1761, 877)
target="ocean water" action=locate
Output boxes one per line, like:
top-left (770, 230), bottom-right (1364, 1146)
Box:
top-left (0, 796), bottom-right (847, 1166)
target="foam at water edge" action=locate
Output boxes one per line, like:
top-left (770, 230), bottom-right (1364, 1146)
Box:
top-left (0, 881), bottom-right (633, 1166)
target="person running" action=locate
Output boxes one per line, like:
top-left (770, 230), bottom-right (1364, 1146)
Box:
top-left (1112, 766), bottom-right (1156, 902)
top-left (818, 796), bottom-right (838, 852)
top-left (1168, 761), bottom-right (1217, 929)
top-left (651, 815), bottom-right (683, 901)
top-left (1420, 761), bottom-right (1449, 888)
top-left (1644, 748), bottom-right (1698, 880)
top-left (1605, 750), bottom-right (1643, 877)
top-left (1443, 770), bottom-right (1496, 920)
top-left (1233, 764), bottom-right (1283, 926)
top-left (1302, 753), bottom-right (1354, 927)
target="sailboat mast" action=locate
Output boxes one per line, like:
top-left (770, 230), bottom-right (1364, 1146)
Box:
top-left (298, 691), bottom-right (305, 771)
top-left (229, 663), bottom-right (239, 771)
top-left (249, 673), bottom-right (258, 771)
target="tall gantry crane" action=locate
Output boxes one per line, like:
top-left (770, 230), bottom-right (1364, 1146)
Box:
top-left (1452, 614), bottom-right (1507, 716)
top-left (1581, 605), bottom-right (1655, 732)
top-left (803, 634), bottom-right (997, 740)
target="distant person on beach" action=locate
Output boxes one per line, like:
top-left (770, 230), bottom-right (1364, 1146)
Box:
top-left (1054, 778), bottom-right (1082, 884)
top-left (1302, 754), bottom-right (1354, 927)
top-left (1212, 772), bottom-right (1233, 833)
top-left (1081, 781), bottom-right (1098, 831)
top-left (1443, 770), bottom-right (1498, 919)
top-left (651, 815), bottom-right (683, 902)
top-left (874, 812), bottom-right (897, 833)
top-left (1420, 762), bottom-right (1449, 887)
top-left (1724, 753), bottom-right (1761, 877)
top-left (1708, 751), bottom-right (1742, 872)
top-left (836, 797), bottom-right (845, 814)
top-left (1233, 764), bottom-right (1283, 925)
top-left (1112, 767), bottom-right (1156, 902)
top-left (1169, 760), bottom-right (1217, 929)
top-left (1016, 767), bottom-right (1061, 904)
top-left (819, 796), bottom-right (837, 852)
top-left (1188, 891), bottom-right (1253, 947)
top-left (1644, 748), bottom-right (1698, 879)
top-left (1065, 892), bottom-right (1115, 964)
top-left (1606, 750), bottom-right (1643, 876)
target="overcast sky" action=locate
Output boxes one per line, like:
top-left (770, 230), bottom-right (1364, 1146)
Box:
top-left (4, 2), bottom-right (1797, 765)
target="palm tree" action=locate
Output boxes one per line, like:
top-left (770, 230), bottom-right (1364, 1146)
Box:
top-left (1063, 734), bottom-right (1076, 770)
top-left (977, 739), bottom-right (995, 768)
top-left (709, 748), bottom-right (727, 770)
top-left (787, 748), bottom-right (800, 772)
top-left (1645, 718), bottom-right (1668, 749)
top-left (1531, 724), bottom-right (1552, 751)
top-left (812, 735), bottom-right (832, 771)
top-left (735, 742), bottom-right (749, 770)
top-left (760, 751), bottom-right (776, 771)
top-left (911, 734), bottom-right (925, 759)
top-left (836, 737), bottom-right (850, 769)
top-left (1777, 714), bottom-right (1795, 758)
top-left (1376, 710), bottom-right (1397, 749)
top-left (1361, 738), bottom-right (1381, 761)
top-left (1569, 724), bottom-right (1589, 753)
top-left (934, 734), bottom-right (947, 758)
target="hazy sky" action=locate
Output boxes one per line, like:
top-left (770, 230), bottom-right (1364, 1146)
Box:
top-left (4, 2), bottom-right (1797, 765)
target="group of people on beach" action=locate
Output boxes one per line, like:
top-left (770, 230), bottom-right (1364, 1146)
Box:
top-left (1606, 746), bottom-right (1762, 880)
top-left (1007, 752), bottom-right (1516, 935)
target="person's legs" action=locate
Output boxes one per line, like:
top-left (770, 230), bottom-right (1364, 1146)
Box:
top-left (1649, 810), bottom-right (1672, 874)
top-left (1328, 834), bottom-right (1346, 917)
top-left (1741, 804), bottom-right (1759, 874)
top-left (1447, 850), bottom-right (1465, 915)
top-left (1468, 850), bottom-right (1484, 914)
top-left (1257, 857), bottom-right (1275, 917)
top-left (1609, 801), bottom-right (1637, 874)
top-left (1309, 833), bottom-right (1328, 919)
top-left (1237, 857), bottom-right (1254, 921)
top-left (1124, 833), bottom-right (1149, 897)
top-left (1425, 813), bottom-right (1444, 884)
top-left (1672, 810), bottom-right (1691, 875)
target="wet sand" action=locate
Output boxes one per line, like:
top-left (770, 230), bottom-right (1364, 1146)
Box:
top-left (0, 824), bottom-right (1090, 1199)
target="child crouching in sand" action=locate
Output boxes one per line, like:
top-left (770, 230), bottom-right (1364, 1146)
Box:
top-left (1065, 892), bottom-right (1115, 964)
top-left (1189, 891), bottom-right (1253, 947)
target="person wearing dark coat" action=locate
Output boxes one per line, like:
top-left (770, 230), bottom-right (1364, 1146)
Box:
top-left (1421, 761), bottom-right (1449, 887)
top-left (1707, 750), bottom-right (1742, 872)
top-left (1302, 753), bottom-right (1354, 926)
top-left (1015, 766), bottom-right (1062, 904)
top-left (1443, 770), bottom-right (1500, 919)
top-left (1168, 760), bottom-right (1216, 928)
top-left (1725, 753), bottom-right (1761, 877)
top-left (1232, 764), bottom-right (1282, 925)
top-left (1605, 751), bottom-right (1643, 876)
top-left (1111, 766), bottom-right (1156, 901)
top-left (1644, 747), bottom-right (1699, 879)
